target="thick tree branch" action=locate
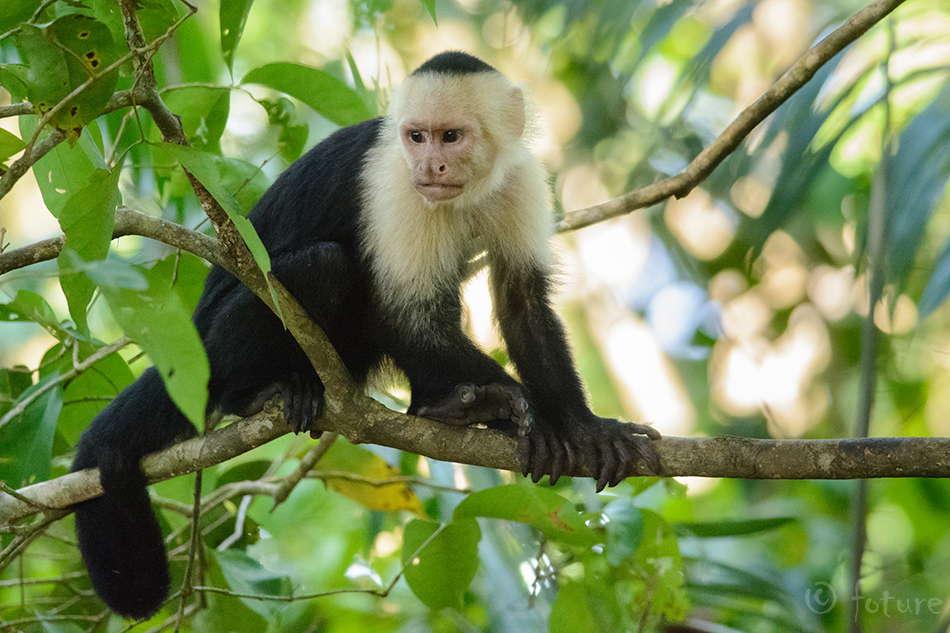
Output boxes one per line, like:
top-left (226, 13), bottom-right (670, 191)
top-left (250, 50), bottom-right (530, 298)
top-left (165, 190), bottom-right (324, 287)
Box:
top-left (0, 206), bottom-right (222, 275)
top-left (2, 413), bottom-right (949, 526)
top-left (557, 0), bottom-right (907, 232)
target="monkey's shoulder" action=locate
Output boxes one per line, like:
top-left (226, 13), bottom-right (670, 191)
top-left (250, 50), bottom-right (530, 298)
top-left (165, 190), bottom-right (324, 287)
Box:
top-left (246, 117), bottom-right (384, 249)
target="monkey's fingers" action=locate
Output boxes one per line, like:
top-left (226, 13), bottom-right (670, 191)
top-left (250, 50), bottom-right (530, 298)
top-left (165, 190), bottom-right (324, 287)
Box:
top-left (547, 437), bottom-right (575, 486)
top-left (278, 373), bottom-right (325, 434)
top-left (520, 431), bottom-right (549, 482)
top-left (563, 418), bottom-right (661, 490)
top-left (594, 422), bottom-right (661, 487)
top-left (628, 421), bottom-right (662, 441)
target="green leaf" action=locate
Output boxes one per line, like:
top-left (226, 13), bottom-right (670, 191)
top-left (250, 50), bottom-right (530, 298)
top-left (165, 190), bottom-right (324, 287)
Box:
top-left (344, 50), bottom-right (377, 118)
top-left (550, 580), bottom-right (622, 633)
top-left (57, 160), bottom-right (122, 333)
top-left (635, 510), bottom-right (688, 621)
top-left (0, 0), bottom-right (39, 35)
top-left (603, 499), bottom-right (644, 566)
top-left (454, 484), bottom-right (599, 547)
top-left (154, 142), bottom-right (271, 277)
top-left (0, 366), bottom-right (33, 419)
top-left (195, 548), bottom-right (269, 631)
top-left (219, 156), bottom-right (273, 211)
top-left (0, 376), bottom-right (63, 488)
top-left (20, 114), bottom-right (106, 218)
top-left (0, 290), bottom-right (67, 339)
top-left (58, 350), bottom-right (134, 446)
top-left (402, 519), bottom-right (481, 610)
top-left (15, 15), bottom-right (119, 139)
top-left (684, 556), bottom-right (801, 615)
top-left (137, 0), bottom-right (180, 43)
top-left (0, 63), bottom-right (30, 102)
top-left (78, 254), bottom-right (210, 427)
top-left (892, 86), bottom-right (950, 314)
top-left (242, 63), bottom-right (372, 127)
top-left (214, 549), bottom-right (292, 619)
top-left (0, 127), bottom-right (26, 165)
top-left (674, 516), bottom-right (796, 538)
top-left (149, 252), bottom-right (211, 314)
top-left (220, 0), bottom-right (254, 74)
top-left (419, 0), bottom-right (437, 24)
top-left (920, 236), bottom-right (950, 318)
top-left (161, 86), bottom-right (232, 154)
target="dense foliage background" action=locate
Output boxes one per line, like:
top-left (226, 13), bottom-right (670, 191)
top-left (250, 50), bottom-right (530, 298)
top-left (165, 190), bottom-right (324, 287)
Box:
top-left (2, 0), bottom-right (950, 631)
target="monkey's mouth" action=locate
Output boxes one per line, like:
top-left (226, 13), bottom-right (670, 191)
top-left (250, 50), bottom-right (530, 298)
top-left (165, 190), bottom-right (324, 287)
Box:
top-left (415, 182), bottom-right (464, 202)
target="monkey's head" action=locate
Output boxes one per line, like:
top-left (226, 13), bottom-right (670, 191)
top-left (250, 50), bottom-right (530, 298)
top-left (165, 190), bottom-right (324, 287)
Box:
top-left (388, 52), bottom-right (529, 205)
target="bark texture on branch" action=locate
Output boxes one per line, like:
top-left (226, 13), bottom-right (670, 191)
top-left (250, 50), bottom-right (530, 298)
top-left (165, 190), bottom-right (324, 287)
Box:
top-left (2, 400), bottom-right (947, 526)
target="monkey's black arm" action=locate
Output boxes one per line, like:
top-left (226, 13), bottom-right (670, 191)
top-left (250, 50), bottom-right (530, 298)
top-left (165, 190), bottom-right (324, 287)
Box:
top-left (492, 262), bottom-right (660, 490)
top-left (386, 286), bottom-right (518, 414)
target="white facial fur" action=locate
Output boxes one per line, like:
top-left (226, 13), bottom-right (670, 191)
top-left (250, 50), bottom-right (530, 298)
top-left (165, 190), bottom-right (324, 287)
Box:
top-left (360, 65), bottom-right (554, 327)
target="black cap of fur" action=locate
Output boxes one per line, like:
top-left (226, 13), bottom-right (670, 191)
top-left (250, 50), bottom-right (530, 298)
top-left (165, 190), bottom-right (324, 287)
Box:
top-left (411, 51), bottom-right (497, 76)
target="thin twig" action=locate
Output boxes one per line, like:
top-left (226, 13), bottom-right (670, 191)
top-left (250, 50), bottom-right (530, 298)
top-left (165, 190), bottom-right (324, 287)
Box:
top-left (557, 0), bottom-right (908, 232)
top-left (0, 336), bottom-right (131, 432)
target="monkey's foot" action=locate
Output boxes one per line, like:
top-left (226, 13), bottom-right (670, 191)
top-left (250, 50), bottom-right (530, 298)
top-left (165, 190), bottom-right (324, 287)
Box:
top-left (234, 373), bottom-right (325, 437)
top-left (520, 416), bottom-right (661, 492)
top-left (416, 382), bottom-right (530, 431)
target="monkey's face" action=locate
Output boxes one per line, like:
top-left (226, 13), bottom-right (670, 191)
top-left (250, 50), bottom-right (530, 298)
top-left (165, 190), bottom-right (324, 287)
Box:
top-left (399, 119), bottom-right (480, 202)
top-left (390, 69), bottom-right (527, 206)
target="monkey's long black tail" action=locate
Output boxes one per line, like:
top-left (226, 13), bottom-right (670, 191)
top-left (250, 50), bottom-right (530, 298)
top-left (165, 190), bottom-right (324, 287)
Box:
top-left (71, 367), bottom-right (198, 620)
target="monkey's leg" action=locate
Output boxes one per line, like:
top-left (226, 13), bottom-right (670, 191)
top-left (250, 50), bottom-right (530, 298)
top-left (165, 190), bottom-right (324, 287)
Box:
top-left (201, 242), bottom-right (368, 434)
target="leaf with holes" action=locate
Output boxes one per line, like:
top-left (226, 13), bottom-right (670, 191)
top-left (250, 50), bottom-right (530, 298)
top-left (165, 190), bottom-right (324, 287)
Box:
top-left (15, 15), bottom-right (118, 141)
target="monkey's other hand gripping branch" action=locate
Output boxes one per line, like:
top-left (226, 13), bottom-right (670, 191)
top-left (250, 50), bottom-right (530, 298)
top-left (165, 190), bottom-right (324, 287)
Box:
top-left (416, 382), bottom-right (530, 428)
top-left (521, 412), bottom-right (661, 492)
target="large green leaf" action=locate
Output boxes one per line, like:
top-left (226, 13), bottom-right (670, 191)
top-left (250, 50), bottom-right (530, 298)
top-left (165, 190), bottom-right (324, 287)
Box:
top-left (550, 579), bottom-right (622, 633)
top-left (454, 483), bottom-right (600, 547)
top-left (56, 160), bottom-right (122, 333)
top-left (58, 350), bottom-right (134, 446)
top-left (214, 549), bottom-right (292, 620)
top-left (0, 367), bottom-right (33, 420)
top-left (0, 63), bottom-right (29, 102)
top-left (160, 86), bottom-right (231, 154)
top-left (0, 290), bottom-right (68, 340)
top-left (77, 255), bottom-right (210, 427)
top-left (603, 498), bottom-right (644, 566)
top-left (14, 15), bottom-right (119, 139)
top-left (0, 128), bottom-right (26, 166)
top-left (674, 516), bottom-right (796, 538)
top-left (0, 0), bottom-right (38, 34)
top-left (242, 63), bottom-right (372, 127)
top-left (154, 142), bottom-right (271, 277)
top-left (402, 518), bottom-right (481, 610)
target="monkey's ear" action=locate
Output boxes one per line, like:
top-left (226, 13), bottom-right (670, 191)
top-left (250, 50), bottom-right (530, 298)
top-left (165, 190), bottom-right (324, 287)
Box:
top-left (505, 86), bottom-right (526, 139)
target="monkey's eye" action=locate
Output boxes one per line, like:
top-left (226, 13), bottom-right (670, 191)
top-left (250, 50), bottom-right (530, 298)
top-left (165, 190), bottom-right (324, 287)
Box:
top-left (442, 130), bottom-right (461, 143)
top-left (409, 131), bottom-right (425, 144)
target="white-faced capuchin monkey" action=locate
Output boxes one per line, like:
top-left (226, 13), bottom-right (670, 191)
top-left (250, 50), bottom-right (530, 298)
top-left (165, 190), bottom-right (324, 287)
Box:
top-left (71, 51), bottom-right (661, 620)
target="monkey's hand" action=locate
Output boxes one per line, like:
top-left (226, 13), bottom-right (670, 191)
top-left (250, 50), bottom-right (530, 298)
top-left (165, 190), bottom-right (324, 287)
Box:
top-left (416, 383), bottom-right (530, 431)
top-left (236, 373), bottom-right (325, 439)
top-left (521, 415), bottom-right (661, 492)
